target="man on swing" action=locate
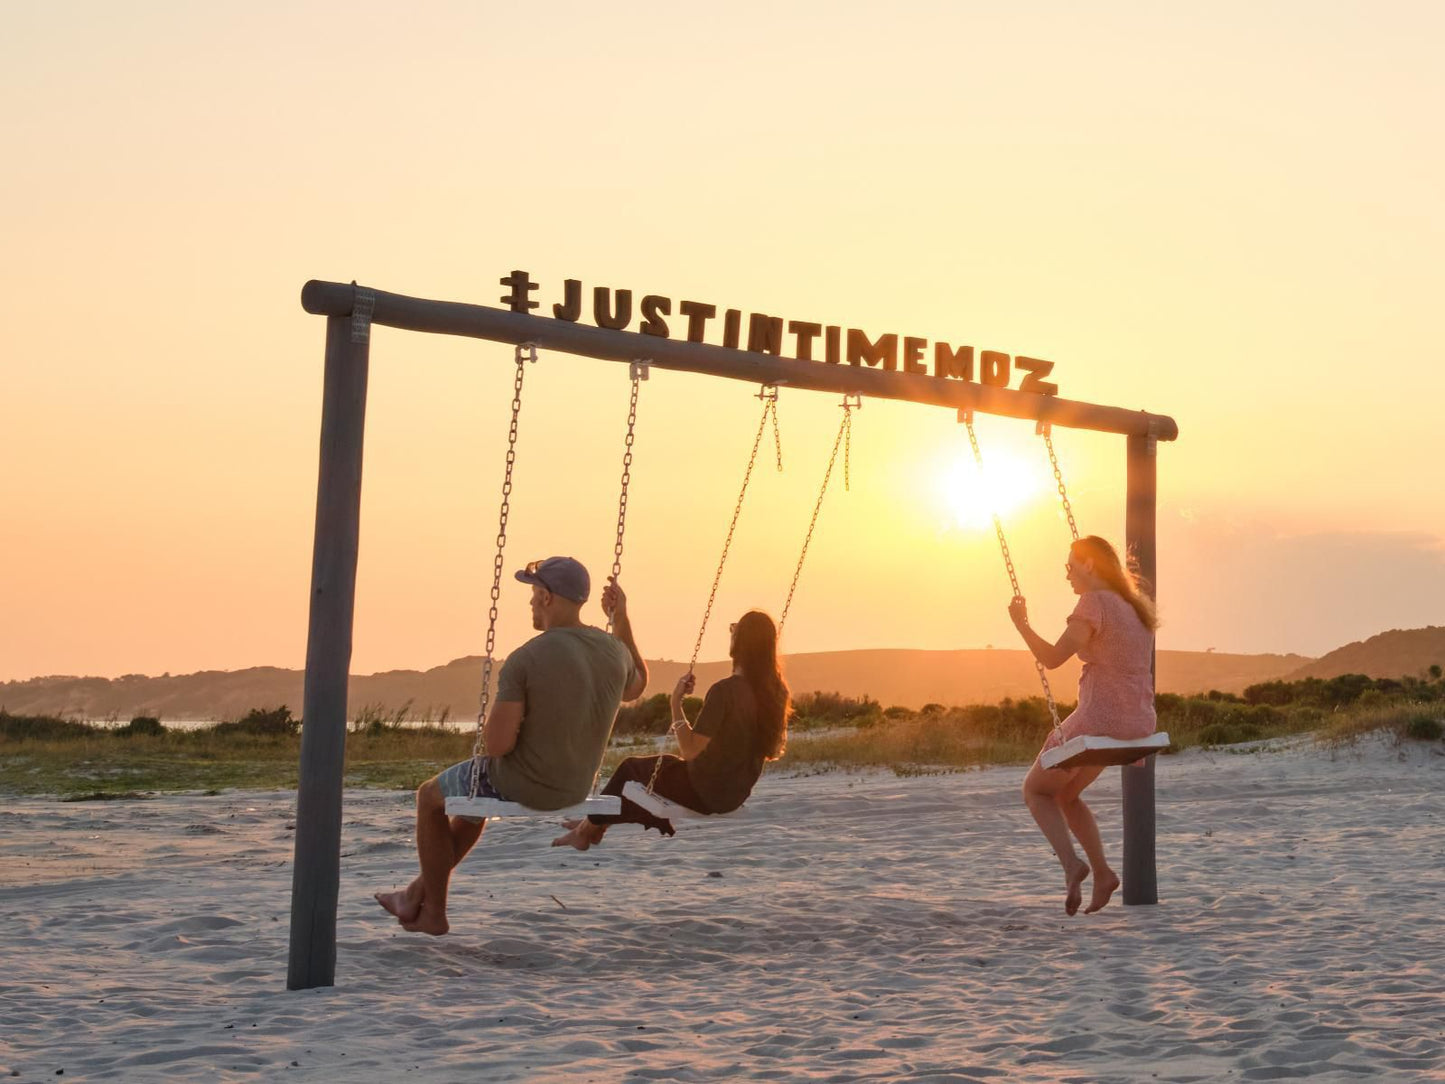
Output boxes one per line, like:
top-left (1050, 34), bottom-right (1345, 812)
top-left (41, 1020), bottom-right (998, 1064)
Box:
top-left (374, 556), bottom-right (647, 935)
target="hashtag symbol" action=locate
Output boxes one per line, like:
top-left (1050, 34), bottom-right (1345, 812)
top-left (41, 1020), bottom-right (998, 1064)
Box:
top-left (499, 270), bottom-right (539, 313)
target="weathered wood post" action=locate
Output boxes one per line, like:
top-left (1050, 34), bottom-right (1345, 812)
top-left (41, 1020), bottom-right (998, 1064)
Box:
top-left (1122, 423), bottom-right (1159, 905)
top-left (287, 297), bottom-right (371, 989)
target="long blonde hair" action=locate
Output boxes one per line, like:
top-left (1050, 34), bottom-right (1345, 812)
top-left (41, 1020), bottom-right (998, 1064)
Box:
top-left (1072, 535), bottom-right (1159, 631)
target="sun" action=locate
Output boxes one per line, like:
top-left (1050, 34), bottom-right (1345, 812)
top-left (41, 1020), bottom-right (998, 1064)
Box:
top-left (937, 450), bottom-right (1042, 531)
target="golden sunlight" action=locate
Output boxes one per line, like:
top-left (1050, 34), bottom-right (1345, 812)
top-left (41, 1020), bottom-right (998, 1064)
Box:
top-left (936, 450), bottom-right (1042, 531)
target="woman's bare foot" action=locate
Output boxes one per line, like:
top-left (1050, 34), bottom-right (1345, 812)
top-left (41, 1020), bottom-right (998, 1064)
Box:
top-left (374, 887), bottom-right (421, 924)
top-left (1085, 870), bottom-right (1120, 914)
top-left (401, 904), bottom-right (449, 936)
top-left (551, 817), bottom-right (604, 851)
top-left (1064, 858), bottom-right (1090, 916)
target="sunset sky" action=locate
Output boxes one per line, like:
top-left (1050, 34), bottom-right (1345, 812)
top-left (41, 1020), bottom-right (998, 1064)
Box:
top-left (3, 1), bottom-right (1442, 683)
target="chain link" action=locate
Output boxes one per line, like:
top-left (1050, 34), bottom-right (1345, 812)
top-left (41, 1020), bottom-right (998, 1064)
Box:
top-left (779, 398), bottom-right (854, 633)
top-left (1040, 424), bottom-right (1080, 541)
top-left (771, 397), bottom-right (783, 471)
top-left (964, 416), bottom-right (1064, 740)
top-left (606, 366), bottom-right (643, 633)
top-left (470, 343), bottom-right (535, 800)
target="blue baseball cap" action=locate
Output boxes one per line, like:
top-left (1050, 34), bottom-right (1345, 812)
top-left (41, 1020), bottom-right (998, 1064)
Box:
top-left (515, 556), bottom-right (590, 603)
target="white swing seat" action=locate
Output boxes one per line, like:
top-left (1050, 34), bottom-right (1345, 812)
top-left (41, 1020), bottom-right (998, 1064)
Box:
top-left (621, 781), bottom-right (710, 823)
top-left (443, 795), bottom-right (622, 820)
top-left (1040, 732), bottom-right (1172, 771)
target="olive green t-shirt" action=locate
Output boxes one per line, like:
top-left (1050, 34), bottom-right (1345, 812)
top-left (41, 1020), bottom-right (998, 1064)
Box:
top-left (686, 675), bottom-right (767, 814)
top-left (488, 626), bottom-right (638, 810)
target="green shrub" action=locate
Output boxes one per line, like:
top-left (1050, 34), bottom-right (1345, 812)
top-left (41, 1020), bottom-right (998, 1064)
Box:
top-left (613, 693), bottom-right (704, 736)
top-left (1244, 673), bottom-right (1385, 709)
top-left (211, 705), bottom-right (298, 737)
top-left (0, 711), bottom-right (96, 741)
top-left (792, 690), bottom-right (882, 727)
top-left (351, 702), bottom-right (408, 734)
top-left (117, 716), bottom-right (165, 737)
top-left (1286, 705), bottom-right (1326, 728)
top-left (1404, 716), bottom-right (1444, 741)
top-left (1356, 688), bottom-right (1386, 710)
top-left (1198, 721), bottom-right (1264, 746)
top-left (963, 697), bottom-right (1059, 743)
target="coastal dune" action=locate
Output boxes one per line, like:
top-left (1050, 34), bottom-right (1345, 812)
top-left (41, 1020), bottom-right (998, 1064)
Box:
top-left (1, 735), bottom-right (1441, 1082)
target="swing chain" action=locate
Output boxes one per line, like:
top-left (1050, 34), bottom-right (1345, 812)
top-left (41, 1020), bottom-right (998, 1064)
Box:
top-left (686, 391), bottom-right (776, 676)
top-left (470, 343), bottom-right (536, 800)
top-left (607, 363), bottom-right (645, 633)
top-left (779, 396), bottom-right (855, 633)
top-left (964, 416), bottom-right (1064, 738)
top-left (842, 394), bottom-right (860, 490)
top-left (1038, 423), bottom-right (1079, 542)
top-left (757, 383), bottom-right (783, 471)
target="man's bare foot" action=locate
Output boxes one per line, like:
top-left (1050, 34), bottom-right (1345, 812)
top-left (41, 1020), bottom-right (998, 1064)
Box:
top-left (401, 906), bottom-right (450, 936)
top-left (374, 888), bottom-right (421, 924)
top-left (1085, 870), bottom-right (1120, 914)
top-left (1064, 859), bottom-right (1090, 916)
top-left (551, 817), bottom-right (603, 851)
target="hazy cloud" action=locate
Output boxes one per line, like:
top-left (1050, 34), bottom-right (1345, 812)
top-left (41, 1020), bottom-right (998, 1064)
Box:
top-left (1162, 521), bottom-right (1445, 656)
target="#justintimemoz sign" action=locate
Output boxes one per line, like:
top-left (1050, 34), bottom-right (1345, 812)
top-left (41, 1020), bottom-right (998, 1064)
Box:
top-left (498, 270), bottom-right (1059, 396)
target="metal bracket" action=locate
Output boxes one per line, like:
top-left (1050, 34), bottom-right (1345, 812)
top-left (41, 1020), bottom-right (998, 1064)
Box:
top-left (756, 382), bottom-right (782, 403)
top-left (630, 359), bottom-right (651, 382)
top-left (1035, 420), bottom-right (1051, 437)
top-left (350, 286), bottom-right (375, 345)
top-left (517, 342), bottom-right (539, 364)
top-left (957, 408), bottom-right (974, 426)
top-left (841, 392), bottom-right (862, 411)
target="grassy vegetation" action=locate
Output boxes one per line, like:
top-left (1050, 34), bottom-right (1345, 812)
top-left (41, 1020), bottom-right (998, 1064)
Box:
top-left (0, 706), bottom-right (473, 799)
top-left (3, 669), bottom-right (1442, 798)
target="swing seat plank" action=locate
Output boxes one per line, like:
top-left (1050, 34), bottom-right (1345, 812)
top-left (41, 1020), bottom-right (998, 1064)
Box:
top-left (621, 781), bottom-right (709, 822)
top-left (443, 795), bottom-right (622, 819)
top-left (1040, 732), bottom-right (1171, 771)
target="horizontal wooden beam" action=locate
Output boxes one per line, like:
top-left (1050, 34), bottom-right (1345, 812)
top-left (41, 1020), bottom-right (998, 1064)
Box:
top-left (301, 280), bottom-right (1177, 441)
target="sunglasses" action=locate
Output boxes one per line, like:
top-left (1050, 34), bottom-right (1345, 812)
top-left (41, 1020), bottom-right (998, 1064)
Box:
top-left (525, 560), bottom-right (555, 594)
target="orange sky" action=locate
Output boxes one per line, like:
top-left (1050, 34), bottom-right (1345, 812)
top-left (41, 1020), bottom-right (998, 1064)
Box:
top-left (2, 2), bottom-right (1443, 682)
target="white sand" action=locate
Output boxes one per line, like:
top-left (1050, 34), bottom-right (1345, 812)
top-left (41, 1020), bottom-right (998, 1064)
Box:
top-left (2, 735), bottom-right (1442, 1083)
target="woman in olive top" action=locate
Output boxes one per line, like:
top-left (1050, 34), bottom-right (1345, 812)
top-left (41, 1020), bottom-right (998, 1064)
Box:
top-left (553, 609), bottom-right (790, 848)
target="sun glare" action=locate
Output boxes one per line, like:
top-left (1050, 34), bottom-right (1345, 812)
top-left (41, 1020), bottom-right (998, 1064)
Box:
top-left (937, 451), bottom-right (1041, 531)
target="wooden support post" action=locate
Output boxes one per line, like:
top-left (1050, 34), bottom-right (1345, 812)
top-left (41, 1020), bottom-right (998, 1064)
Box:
top-left (1122, 427), bottom-right (1159, 905)
top-left (287, 311), bottom-right (371, 989)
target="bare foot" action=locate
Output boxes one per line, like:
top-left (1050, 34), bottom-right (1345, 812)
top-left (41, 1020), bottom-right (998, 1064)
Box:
top-left (374, 888), bottom-right (421, 924)
top-left (551, 817), bottom-right (603, 851)
top-left (1064, 859), bottom-right (1090, 916)
top-left (1085, 870), bottom-right (1120, 914)
top-left (401, 905), bottom-right (449, 936)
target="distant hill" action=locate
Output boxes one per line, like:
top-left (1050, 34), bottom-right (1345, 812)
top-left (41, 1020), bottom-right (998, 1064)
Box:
top-left (1284, 626), bottom-right (1445, 682)
top-left (1, 646), bottom-right (1312, 722)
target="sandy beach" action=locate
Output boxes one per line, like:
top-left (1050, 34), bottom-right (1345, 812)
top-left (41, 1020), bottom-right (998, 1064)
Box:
top-left (2, 734), bottom-right (1441, 1083)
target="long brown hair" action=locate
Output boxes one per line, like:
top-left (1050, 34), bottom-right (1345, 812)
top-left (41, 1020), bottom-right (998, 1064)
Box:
top-left (1071, 535), bottom-right (1160, 632)
top-left (731, 610), bottom-right (790, 759)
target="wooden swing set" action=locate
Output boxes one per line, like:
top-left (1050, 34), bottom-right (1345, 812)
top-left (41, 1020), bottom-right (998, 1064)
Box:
top-left (287, 276), bottom-right (1179, 990)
